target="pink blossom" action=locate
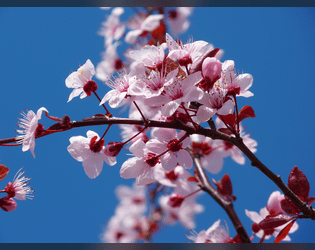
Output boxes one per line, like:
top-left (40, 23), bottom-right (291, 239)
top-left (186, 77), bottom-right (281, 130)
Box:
top-left (148, 127), bottom-right (192, 171)
top-left (159, 194), bottom-right (204, 229)
top-left (145, 71), bottom-right (203, 117)
top-left (67, 130), bottom-right (116, 179)
top-left (220, 60), bottom-right (254, 97)
top-left (96, 42), bottom-right (124, 82)
top-left (119, 138), bottom-right (161, 185)
top-left (201, 57), bottom-right (222, 90)
top-left (5, 168), bottom-right (34, 200)
top-left (215, 117), bottom-right (257, 165)
top-left (125, 14), bottom-right (164, 44)
top-left (245, 191), bottom-right (299, 242)
top-left (196, 86), bottom-right (234, 123)
top-left (187, 219), bottom-right (231, 243)
top-left (65, 59), bottom-right (96, 102)
top-left (167, 7), bottom-right (193, 37)
top-left (129, 43), bottom-right (166, 70)
top-left (190, 134), bottom-right (227, 174)
top-left (100, 70), bottom-right (138, 108)
top-left (166, 33), bottom-right (208, 69)
top-left (16, 107), bottom-right (48, 158)
top-left (98, 7), bottom-right (125, 47)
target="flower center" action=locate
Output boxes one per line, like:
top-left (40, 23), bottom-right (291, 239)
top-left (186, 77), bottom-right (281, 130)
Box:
top-left (145, 153), bottom-right (160, 167)
top-left (89, 136), bottom-right (105, 153)
top-left (167, 139), bottom-right (182, 152)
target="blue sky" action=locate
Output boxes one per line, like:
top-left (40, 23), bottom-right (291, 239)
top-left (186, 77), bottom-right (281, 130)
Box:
top-left (0, 7), bottom-right (315, 243)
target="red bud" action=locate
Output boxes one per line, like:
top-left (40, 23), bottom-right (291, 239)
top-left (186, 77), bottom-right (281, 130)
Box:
top-left (168, 193), bottom-right (185, 208)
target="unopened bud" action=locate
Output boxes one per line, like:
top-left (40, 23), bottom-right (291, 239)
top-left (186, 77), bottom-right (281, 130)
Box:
top-left (104, 142), bottom-right (124, 157)
top-left (83, 80), bottom-right (98, 97)
top-left (201, 57), bottom-right (222, 91)
top-left (168, 193), bottom-right (185, 208)
top-left (0, 197), bottom-right (17, 212)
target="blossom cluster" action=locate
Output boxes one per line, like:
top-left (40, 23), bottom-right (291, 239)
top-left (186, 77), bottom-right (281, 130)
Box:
top-left (3, 7), bottom-right (312, 243)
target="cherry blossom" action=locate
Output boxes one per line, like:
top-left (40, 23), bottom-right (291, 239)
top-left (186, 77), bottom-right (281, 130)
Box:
top-left (5, 168), bottom-right (34, 200)
top-left (190, 134), bottom-right (227, 174)
top-left (96, 42), bottom-right (124, 82)
top-left (196, 86), bottom-right (234, 123)
top-left (215, 117), bottom-right (257, 165)
top-left (166, 33), bottom-right (208, 69)
top-left (145, 71), bottom-right (203, 117)
top-left (148, 127), bottom-right (192, 171)
top-left (129, 43), bottom-right (166, 71)
top-left (16, 107), bottom-right (48, 158)
top-left (100, 69), bottom-right (139, 109)
top-left (219, 60), bottom-right (254, 98)
top-left (245, 191), bottom-right (299, 242)
top-left (159, 194), bottom-right (204, 229)
top-left (119, 138), bottom-right (161, 185)
top-left (125, 14), bottom-right (164, 44)
top-left (67, 130), bottom-right (116, 179)
top-left (98, 7), bottom-right (125, 47)
top-left (65, 59), bottom-right (96, 102)
top-left (167, 7), bottom-right (193, 37)
top-left (187, 219), bottom-right (232, 243)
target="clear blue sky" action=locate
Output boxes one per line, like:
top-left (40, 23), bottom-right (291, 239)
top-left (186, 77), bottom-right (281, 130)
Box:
top-left (0, 7), bottom-right (315, 243)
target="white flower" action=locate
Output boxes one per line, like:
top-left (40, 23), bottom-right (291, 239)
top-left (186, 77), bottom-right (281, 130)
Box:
top-left (67, 130), bottom-right (116, 179)
top-left (167, 7), bottom-right (193, 37)
top-left (65, 59), bottom-right (96, 102)
top-left (16, 107), bottom-right (48, 158)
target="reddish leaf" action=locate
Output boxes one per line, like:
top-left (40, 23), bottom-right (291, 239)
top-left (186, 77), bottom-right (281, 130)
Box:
top-left (187, 176), bottom-right (198, 183)
top-left (280, 198), bottom-right (300, 216)
top-left (213, 174), bottom-right (235, 201)
top-left (238, 105), bottom-right (255, 122)
top-left (218, 114), bottom-right (236, 129)
top-left (258, 214), bottom-right (292, 230)
top-left (0, 164), bottom-right (9, 181)
top-left (288, 166), bottom-right (310, 201)
top-left (274, 219), bottom-right (296, 243)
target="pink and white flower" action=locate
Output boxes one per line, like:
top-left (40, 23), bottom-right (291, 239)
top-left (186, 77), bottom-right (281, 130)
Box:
top-left (148, 127), bottom-right (192, 171)
top-left (167, 7), bottom-right (193, 37)
top-left (187, 219), bottom-right (232, 243)
top-left (166, 33), bottom-right (208, 69)
top-left (215, 117), bottom-right (257, 165)
top-left (67, 130), bottom-right (116, 179)
top-left (96, 42), bottom-right (124, 82)
top-left (16, 107), bottom-right (48, 158)
top-left (245, 191), bottom-right (299, 242)
top-left (196, 86), bottom-right (234, 123)
top-left (159, 193), bottom-right (204, 229)
top-left (120, 138), bottom-right (161, 185)
top-left (190, 134), bottom-right (227, 174)
top-left (145, 71), bottom-right (203, 117)
top-left (5, 168), bottom-right (34, 200)
top-left (98, 7), bottom-right (125, 47)
top-left (219, 60), bottom-right (254, 97)
top-left (65, 59), bottom-right (96, 102)
top-left (125, 14), bottom-right (164, 44)
top-left (100, 70), bottom-right (139, 109)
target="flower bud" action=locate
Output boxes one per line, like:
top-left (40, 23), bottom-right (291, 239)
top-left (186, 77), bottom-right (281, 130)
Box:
top-left (201, 57), bottom-right (222, 91)
top-left (0, 197), bottom-right (17, 212)
top-left (104, 142), bottom-right (124, 157)
top-left (83, 80), bottom-right (98, 97)
top-left (168, 193), bottom-right (185, 208)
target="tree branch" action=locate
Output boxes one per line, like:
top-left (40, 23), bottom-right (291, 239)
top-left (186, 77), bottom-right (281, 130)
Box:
top-left (192, 155), bottom-right (251, 243)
